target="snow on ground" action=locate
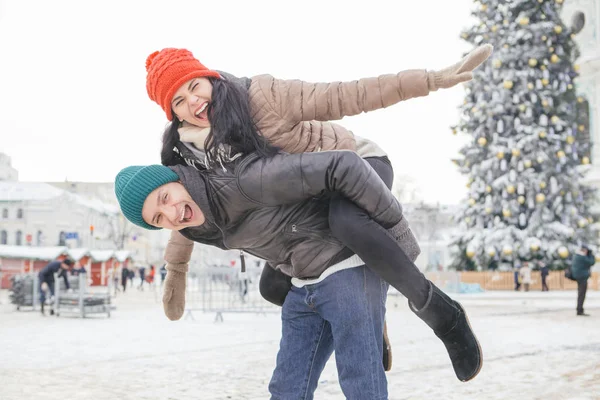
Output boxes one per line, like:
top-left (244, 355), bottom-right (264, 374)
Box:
top-left (0, 287), bottom-right (598, 400)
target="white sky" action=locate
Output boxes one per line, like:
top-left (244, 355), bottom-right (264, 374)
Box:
top-left (0, 0), bottom-right (477, 204)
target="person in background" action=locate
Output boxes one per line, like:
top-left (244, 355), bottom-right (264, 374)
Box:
top-left (121, 264), bottom-right (130, 293)
top-left (519, 262), bottom-right (532, 292)
top-left (160, 264), bottom-right (167, 285)
top-left (513, 265), bottom-right (521, 291)
top-left (38, 258), bottom-right (73, 315)
top-left (571, 245), bottom-right (595, 316)
top-left (138, 266), bottom-right (146, 291)
top-left (540, 262), bottom-right (550, 292)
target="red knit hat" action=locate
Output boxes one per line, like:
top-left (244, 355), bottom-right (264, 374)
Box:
top-left (145, 48), bottom-right (221, 121)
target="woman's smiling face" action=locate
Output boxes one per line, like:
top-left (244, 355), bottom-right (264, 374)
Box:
top-left (171, 77), bottom-right (213, 128)
top-left (141, 182), bottom-right (205, 230)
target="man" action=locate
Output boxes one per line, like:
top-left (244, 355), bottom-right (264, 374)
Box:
top-left (114, 150), bottom-right (481, 397)
top-left (571, 245), bottom-right (595, 316)
top-left (38, 258), bottom-right (73, 315)
top-left (121, 264), bottom-right (130, 293)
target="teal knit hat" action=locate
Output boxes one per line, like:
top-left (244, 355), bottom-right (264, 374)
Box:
top-left (115, 165), bottom-right (179, 230)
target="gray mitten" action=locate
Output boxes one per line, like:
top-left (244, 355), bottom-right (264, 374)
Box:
top-left (428, 44), bottom-right (493, 91)
top-left (388, 217), bottom-right (421, 262)
top-left (163, 262), bottom-right (188, 321)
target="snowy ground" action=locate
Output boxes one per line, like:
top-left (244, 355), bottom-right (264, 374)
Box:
top-left (0, 287), bottom-right (599, 400)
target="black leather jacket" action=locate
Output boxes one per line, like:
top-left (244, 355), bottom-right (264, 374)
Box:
top-left (173, 150), bottom-right (402, 279)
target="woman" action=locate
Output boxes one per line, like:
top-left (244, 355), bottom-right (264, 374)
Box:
top-left (146, 46), bottom-right (491, 380)
top-left (113, 148), bottom-right (481, 396)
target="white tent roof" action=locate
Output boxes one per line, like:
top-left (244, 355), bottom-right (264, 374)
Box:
top-left (90, 250), bottom-right (115, 262)
top-left (67, 248), bottom-right (91, 261)
top-left (0, 181), bottom-right (119, 215)
top-left (0, 245), bottom-right (69, 260)
top-left (115, 250), bottom-right (133, 262)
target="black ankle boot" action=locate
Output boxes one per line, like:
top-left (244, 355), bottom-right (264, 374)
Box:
top-left (409, 283), bottom-right (482, 382)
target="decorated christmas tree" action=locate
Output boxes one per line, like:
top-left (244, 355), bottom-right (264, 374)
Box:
top-left (450, 0), bottom-right (596, 271)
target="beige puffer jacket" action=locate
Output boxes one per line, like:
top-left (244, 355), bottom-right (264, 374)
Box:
top-left (165, 69), bottom-right (431, 267)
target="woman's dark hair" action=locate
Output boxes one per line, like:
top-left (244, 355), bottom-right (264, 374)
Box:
top-left (160, 77), bottom-right (278, 167)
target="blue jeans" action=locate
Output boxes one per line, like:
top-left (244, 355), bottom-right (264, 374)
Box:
top-left (39, 279), bottom-right (55, 304)
top-left (269, 265), bottom-right (388, 400)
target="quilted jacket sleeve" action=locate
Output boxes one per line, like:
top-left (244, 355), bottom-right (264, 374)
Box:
top-left (237, 151), bottom-right (402, 229)
top-left (250, 70), bottom-right (429, 127)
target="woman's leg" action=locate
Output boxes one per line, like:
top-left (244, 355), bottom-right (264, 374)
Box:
top-left (259, 263), bottom-right (292, 307)
top-left (328, 156), bottom-right (429, 308)
top-left (329, 156), bottom-right (482, 382)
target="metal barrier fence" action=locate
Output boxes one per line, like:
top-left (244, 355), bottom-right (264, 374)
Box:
top-left (54, 272), bottom-right (111, 318)
top-left (185, 265), bottom-right (278, 321)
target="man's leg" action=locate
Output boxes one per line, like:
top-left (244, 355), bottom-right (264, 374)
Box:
top-left (268, 286), bottom-right (334, 400)
top-left (577, 279), bottom-right (588, 315)
top-left (313, 266), bottom-right (388, 400)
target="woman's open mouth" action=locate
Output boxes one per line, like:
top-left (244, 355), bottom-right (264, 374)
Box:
top-left (194, 102), bottom-right (209, 120)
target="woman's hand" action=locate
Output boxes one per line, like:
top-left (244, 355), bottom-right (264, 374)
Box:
top-left (428, 44), bottom-right (493, 91)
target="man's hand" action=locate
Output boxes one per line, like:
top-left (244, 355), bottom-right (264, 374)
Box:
top-left (163, 263), bottom-right (188, 320)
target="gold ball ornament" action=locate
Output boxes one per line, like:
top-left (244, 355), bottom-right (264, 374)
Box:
top-left (477, 137), bottom-right (488, 146)
top-left (491, 25), bottom-right (498, 32)
top-left (488, 249), bottom-right (496, 257)
top-left (542, 35), bottom-right (547, 41)
top-left (519, 17), bottom-right (530, 26)
top-left (556, 0), bottom-right (563, 4)
top-left (557, 150), bottom-right (566, 158)
top-left (507, 185), bottom-right (516, 194)
top-left (503, 209), bottom-right (512, 218)
top-left (551, 54), bottom-right (560, 63)
top-left (536, 193), bottom-right (546, 203)
top-left (480, 4), bottom-right (488, 11)
top-left (566, 136), bottom-right (575, 144)
top-left (530, 244), bottom-right (540, 251)
top-left (528, 58), bottom-right (538, 67)
top-left (539, 181), bottom-right (547, 189)
top-left (485, 207), bottom-right (493, 214)
top-left (537, 156), bottom-right (544, 164)
top-left (542, 100), bottom-right (549, 107)
top-left (578, 219), bottom-right (588, 228)
top-left (518, 196), bottom-right (526, 204)
top-left (596, 254), bottom-right (600, 263)
top-left (567, 84), bottom-right (573, 90)
top-left (512, 148), bottom-right (521, 157)
top-left (503, 44), bottom-right (509, 49)
top-left (503, 80), bottom-right (514, 89)
top-left (496, 151), bottom-right (505, 159)
top-left (503, 247), bottom-right (513, 256)
top-left (469, 198), bottom-right (477, 206)
top-left (539, 131), bottom-right (547, 139)
top-left (558, 246), bottom-right (569, 259)
top-left (578, 125), bottom-right (585, 132)
top-left (527, 83), bottom-right (534, 90)
top-left (554, 25), bottom-right (563, 34)
top-left (452, 128), bottom-right (457, 135)
top-left (493, 59), bottom-right (502, 68)
top-left (582, 156), bottom-right (590, 165)
top-left (550, 47), bottom-right (555, 53)
top-left (577, 97), bottom-right (584, 103)
top-left (542, 78), bottom-right (549, 86)
top-left (524, 160), bottom-right (532, 168)
top-left (574, 64), bottom-right (580, 72)
top-left (518, 104), bottom-right (527, 112)
top-left (466, 249), bottom-right (476, 258)
top-left (551, 115), bottom-right (559, 124)
top-left (465, 217), bottom-right (472, 223)
top-left (486, 185), bottom-right (492, 193)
